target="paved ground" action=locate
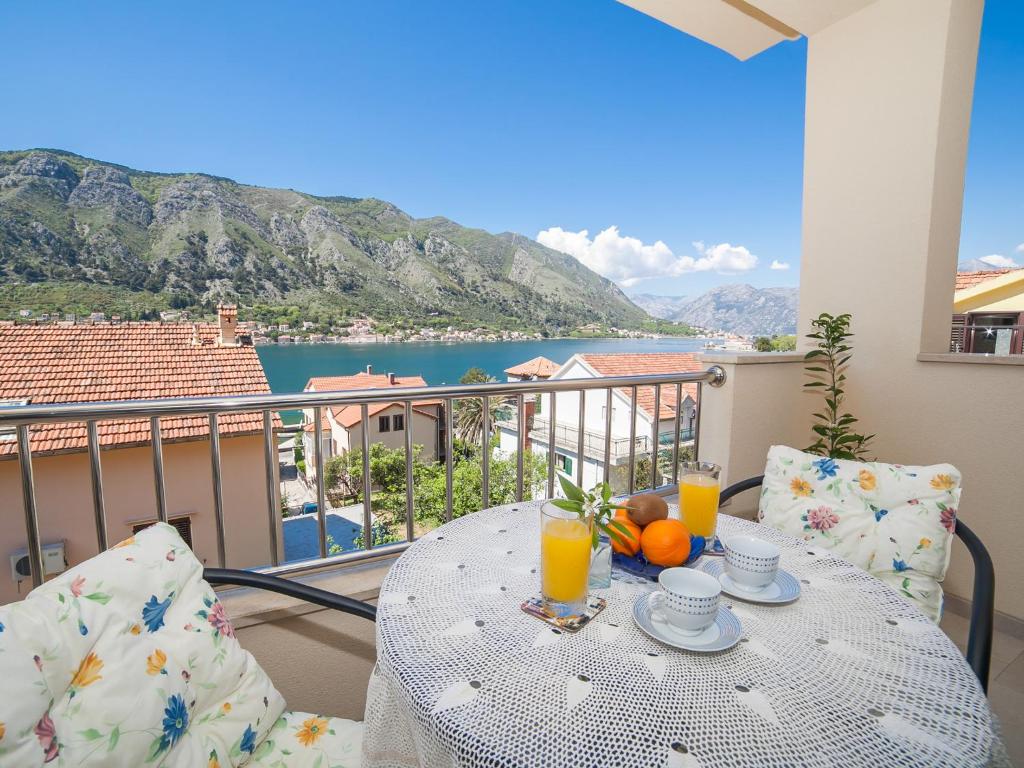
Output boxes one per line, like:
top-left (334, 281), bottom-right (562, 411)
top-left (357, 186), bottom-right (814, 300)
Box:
top-left (281, 512), bottom-right (363, 561)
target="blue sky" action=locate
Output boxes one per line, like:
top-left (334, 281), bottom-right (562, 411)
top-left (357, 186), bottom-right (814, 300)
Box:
top-left (0, 1), bottom-right (1019, 297)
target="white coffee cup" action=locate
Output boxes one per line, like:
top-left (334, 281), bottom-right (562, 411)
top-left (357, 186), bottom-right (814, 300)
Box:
top-left (724, 535), bottom-right (780, 592)
top-left (649, 567), bottom-right (721, 635)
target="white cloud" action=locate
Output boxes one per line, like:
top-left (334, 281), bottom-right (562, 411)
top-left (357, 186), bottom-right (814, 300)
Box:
top-left (1016, 243), bottom-right (1024, 254)
top-left (979, 254), bottom-right (1019, 268)
top-left (769, 260), bottom-right (791, 271)
top-left (536, 225), bottom-right (758, 287)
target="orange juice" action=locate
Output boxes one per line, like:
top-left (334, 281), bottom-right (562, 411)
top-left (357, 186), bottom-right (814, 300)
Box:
top-left (541, 517), bottom-right (591, 604)
top-left (679, 473), bottom-right (720, 538)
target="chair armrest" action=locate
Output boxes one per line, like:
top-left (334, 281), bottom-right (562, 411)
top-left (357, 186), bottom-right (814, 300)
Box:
top-left (203, 568), bottom-right (377, 623)
top-left (952, 520), bottom-right (994, 692)
top-left (719, 475), bottom-right (764, 505)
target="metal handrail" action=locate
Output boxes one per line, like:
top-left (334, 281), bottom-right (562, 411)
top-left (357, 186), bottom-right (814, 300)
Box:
top-left (0, 369), bottom-right (725, 426)
top-left (4, 366), bottom-right (726, 586)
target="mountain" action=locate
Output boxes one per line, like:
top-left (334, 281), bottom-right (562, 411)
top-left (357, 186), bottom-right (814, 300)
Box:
top-left (0, 150), bottom-right (646, 331)
top-left (627, 293), bottom-right (690, 320)
top-left (634, 284), bottom-right (798, 335)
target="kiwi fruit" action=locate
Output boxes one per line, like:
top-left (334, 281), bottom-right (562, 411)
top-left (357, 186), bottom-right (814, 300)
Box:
top-left (625, 494), bottom-right (669, 526)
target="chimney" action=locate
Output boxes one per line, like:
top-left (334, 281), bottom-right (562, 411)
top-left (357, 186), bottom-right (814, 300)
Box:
top-left (192, 324), bottom-right (201, 346)
top-left (366, 364), bottom-right (374, 374)
top-left (388, 372), bottom-right (397, 385)
top-left (217, 303), bottom-right (238, 346)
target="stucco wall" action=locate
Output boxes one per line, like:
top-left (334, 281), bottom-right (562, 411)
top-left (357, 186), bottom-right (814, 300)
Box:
top-left (799, 0), bottom-right (1024, 619)
top-left (343, 405), bottom-right (439, 461)
top-left (0, 435), bottom-right (280, 605)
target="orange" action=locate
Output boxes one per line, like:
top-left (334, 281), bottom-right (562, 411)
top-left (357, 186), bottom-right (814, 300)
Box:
top-left (640, 519), bottom-right (691, 567)
top-left (608, 518), bottom-right (642, 556)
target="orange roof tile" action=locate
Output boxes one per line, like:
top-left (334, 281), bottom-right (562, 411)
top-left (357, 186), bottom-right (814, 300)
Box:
top-left (955, 269), bottom-right (1022, 292)
top-left (504, 356), bottom-right (560, 378)
top-left (305, 372), bottom-right (440, 428)
top-left (578, 353), bottom-right (702, 420)
top-left (0, 323), bottom-right (276, 458)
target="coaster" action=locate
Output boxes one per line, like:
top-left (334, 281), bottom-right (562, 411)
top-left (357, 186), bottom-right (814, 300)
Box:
top-left (520, 594), bottom-right (607, 633)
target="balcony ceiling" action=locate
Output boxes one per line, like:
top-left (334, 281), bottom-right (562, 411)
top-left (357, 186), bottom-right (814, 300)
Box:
top-left (617, 0), bottom-right (879, 60)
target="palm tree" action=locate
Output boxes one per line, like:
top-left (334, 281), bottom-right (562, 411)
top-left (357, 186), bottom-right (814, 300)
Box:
top-left (453, 368), bottom-right (509, 445)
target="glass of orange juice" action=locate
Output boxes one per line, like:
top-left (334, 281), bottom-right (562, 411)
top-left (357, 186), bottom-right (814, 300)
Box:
top-left (540, 502), bottom-right (592, 617)
top-left (678, 462), bottom-right (722, 550)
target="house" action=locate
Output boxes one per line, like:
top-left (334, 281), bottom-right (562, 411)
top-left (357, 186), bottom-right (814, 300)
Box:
top-left (301, 368), bottom-right (444, 480)
top-left (0, 304), bottom-right (280, 603)
top-left (950, 268), bottom-right (1024, 354)
top-left (496, 352), bottom-right (700, 493)
top-left (503, 356), bottom-right (560, 383)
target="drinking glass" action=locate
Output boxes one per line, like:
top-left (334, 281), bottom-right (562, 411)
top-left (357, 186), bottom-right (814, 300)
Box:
top-left (678, 462), bottom-right (722, 549)
top-left (540, 502), bottom-right (592, 616)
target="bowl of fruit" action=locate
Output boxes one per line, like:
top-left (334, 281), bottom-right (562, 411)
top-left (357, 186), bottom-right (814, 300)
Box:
top-left (609, 493), bottom-right (705, 580)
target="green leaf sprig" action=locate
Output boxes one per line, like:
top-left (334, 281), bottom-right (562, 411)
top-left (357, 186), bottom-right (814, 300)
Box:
top-left (804, 312), bottom-right (874, 460)
top-left (550, 475), bottom-right (634, 550)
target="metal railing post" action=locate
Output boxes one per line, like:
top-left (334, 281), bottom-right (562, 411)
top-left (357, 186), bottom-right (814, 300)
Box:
top-left (444, 398), bottom-right (454, 522)
top-left (16, 425), bottom-right (44, 587)
top-left (547, 393), bottom-right (557, 498)
top-left (672, 383), bottom-right (682, 485)
top-left (481, 395), bottom-right (490, 507)
top-left (150, 416), bottom-right (168, 523)
top-left (693, 382), bottom-right (703, 461)
top-left (313, 407), bottom-right (328, 559)
top-left (361, 404), bottom-right (372, 549)
top-left (603, 388), bottom-right (612, 485)
top-left (86, 420), bottom-right (108, 551)
top-left (262, 410), bottom-right (280, 566)
top-left (650, 385), bottom-right (661, 490)
top-left (575, 390), bottom-right (585, 488)
top-left (208, 413), bottom-right (227, 567)
top-left (515, 393), bottom-right (525, 502)
top-left (627, 386), bottom-right (638, 496)
top-left (404, 401), bottom-right (415, 542)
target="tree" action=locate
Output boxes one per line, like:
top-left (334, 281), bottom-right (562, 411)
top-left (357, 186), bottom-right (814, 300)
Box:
top-left (804, 313), bottom-right (873, 459)
top-left (459, 368), bottom-right (491, 384)
top-left (754, 337), bottom-right (773, 352)
top-left (453, 367), bottom-right (508, 444)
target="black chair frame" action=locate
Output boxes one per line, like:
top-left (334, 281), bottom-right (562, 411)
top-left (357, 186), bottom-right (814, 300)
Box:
top-left (720, 475), bottom-right (995, 692)
top-left (203, 567), bottom-right (377, 623)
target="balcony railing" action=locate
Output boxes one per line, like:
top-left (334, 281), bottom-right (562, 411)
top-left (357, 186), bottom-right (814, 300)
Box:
top-left (949, 323), bottom-right (1023, 355)
top-left (496, 416), bottom-right (696, 464)
top-left (0, 367), bottom-right (725, 586)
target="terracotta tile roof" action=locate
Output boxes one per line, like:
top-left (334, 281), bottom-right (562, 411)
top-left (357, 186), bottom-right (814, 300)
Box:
top-left (504, 356), bottom-right (560, 378)
top-left (955, 269), bottom-right (1022, 292)
top-left (578, 353), bottom-right (702, 420)
top-left (305, 372), bottom-right (440, 429)
top-left (0, 323), bottom-right (275, 458)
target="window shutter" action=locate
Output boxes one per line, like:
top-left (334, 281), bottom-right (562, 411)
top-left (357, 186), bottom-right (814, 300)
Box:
top-left (950, 314), bottom-right (967, 352)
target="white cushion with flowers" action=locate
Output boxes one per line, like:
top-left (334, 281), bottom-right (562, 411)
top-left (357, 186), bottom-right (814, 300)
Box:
top-left (0, 522), bottom-right (286, 767)
top-left (248, 710), bottom-right (362, 767)
top-left (757, 445), bottom-right (960, 622)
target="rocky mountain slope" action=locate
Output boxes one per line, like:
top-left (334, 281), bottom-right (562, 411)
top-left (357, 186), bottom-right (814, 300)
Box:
top-left (0, 150), bottom-right (646, 330)
top-left (632, 284), bottom-right (798, 335)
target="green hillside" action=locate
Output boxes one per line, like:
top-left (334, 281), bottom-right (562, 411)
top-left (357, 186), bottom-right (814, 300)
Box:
top-left (0, 149), bottom-right (648, 331)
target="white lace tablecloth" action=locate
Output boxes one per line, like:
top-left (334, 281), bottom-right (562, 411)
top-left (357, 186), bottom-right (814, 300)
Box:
top-left (362, 502), bottom-right (1007, 767)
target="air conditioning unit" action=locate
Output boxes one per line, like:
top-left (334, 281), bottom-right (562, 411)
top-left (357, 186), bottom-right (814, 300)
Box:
top-left (10, 542), bottom-right (67, 583)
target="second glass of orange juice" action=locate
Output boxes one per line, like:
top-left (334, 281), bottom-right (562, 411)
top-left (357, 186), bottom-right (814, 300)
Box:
top-left (540, 502), bottom-right (592, 616)
top-left (678, 461), bottom-right (722, 547)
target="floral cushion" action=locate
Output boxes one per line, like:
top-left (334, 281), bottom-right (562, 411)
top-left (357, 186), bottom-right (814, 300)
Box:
top-left (247, 711), bottom-right (362, 768)
top-left (758, 445), bottom-right (960, 622)
top-left (0, 523), bottom-right (286, 767)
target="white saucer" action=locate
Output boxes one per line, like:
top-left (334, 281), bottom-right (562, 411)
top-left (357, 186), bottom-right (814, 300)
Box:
top-left (633, 593), bottom-right (742, 652)
top-left (700, 559), bottom-right (801, 605)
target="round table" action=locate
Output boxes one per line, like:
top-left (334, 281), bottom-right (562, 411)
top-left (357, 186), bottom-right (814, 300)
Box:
top-left (362, 502), bottom-right (1007, 767)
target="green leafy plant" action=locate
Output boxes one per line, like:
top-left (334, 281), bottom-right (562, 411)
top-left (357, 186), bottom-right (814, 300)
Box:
top-left (550, 476), bottom-right (632, 550)
top-left (804, 312), bottom-right (874, 459)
